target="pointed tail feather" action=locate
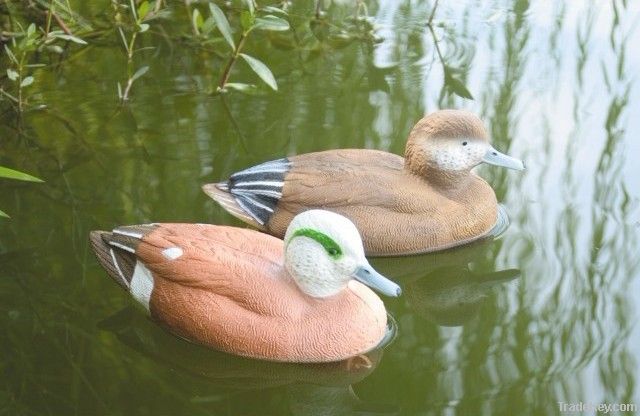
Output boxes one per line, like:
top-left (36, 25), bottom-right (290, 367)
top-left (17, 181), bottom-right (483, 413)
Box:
top-left (89, 224), bottom-right (158, 290)
top-left (202, 183), bottom-right (265, 229)
top-left (203, 158), bottom-right (291, 228)
top-left (89, 231), bottom-right (135, 290)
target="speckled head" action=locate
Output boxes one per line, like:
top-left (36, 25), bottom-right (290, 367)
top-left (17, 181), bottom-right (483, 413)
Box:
top-left (404, 109), bottom-right (524, 181)
top-left (283, 210), bottom-right (401, 298)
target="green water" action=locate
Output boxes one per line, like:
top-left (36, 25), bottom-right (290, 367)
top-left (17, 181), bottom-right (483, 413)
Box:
top-left (1, 1), bottom-right (640, 415)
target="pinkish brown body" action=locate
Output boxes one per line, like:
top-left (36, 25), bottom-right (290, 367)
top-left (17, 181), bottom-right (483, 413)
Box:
top-left (90, 223), bottom-right (388, 363)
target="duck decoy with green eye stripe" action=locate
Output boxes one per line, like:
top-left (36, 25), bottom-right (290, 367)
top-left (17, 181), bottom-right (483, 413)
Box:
top-left (89, 209), bottom-right (400, 363)
top-left (203, 109), bottom-right (524, 256)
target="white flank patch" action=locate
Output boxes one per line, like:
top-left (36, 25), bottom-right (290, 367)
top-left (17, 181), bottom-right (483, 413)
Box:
top-left (130, 261), bottom-right (154, 312)
top-left (162, 247), bottom-right (183, 260)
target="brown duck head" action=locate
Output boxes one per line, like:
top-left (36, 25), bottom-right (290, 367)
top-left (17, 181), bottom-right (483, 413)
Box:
top-left (404, 109), bottom-right (524, 189)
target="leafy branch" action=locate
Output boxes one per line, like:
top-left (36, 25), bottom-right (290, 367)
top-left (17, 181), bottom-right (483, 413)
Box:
top-left (2, 19), bottom-right (87, 113)
top-left (199, 2), bottom-right (289, 94)
top-left (114, 0), bottom-right (159, 102)
top-left (426, 0), bottom-right (473, 100)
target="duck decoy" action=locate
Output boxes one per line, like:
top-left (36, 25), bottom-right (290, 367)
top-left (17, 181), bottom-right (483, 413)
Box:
top-left (89, 209), bottom-right (401, 363)
top-left (203, 109), bottom-right (524, 256)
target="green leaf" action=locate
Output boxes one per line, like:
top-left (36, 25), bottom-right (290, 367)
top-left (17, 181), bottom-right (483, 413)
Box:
top-left (27, 23), bottom-right (36, 38)
top-left (193, 8), bottom-right (203, 30)
top-left (444, 70), bottom-right (474, 100)
top-left (261, 6), bottom-right (288, 15)
top-left (137, 1), bottom-right (150, 20)
top-left (6, 69), bottom-right (18, 81)
top-left (327, 33), bottom-right (354, 49)
top-left (243, 0), bottom-right (255, 15)
top-left (209, 3), bottom-right (235, 50)
top-left (254, 15), bottom-right (289, 31)
top-left (46, 45), bottom-right (64, 54)
top-left (224, 82), bottom-right (258, 94)
top-left (239, 53), bottom-right (277, 91)
top-left (20, 76), bottom-right (34, 87)
top-left (138, 23), bottom-right (150, 33)
top-left (130, 66), bottom-right (149, 83)
top-left (201, 16), bottom-right (216, 35)
top-left (4, 45), bottom-right (18, 65)
top-left (53, 34), bottom-right (88, 45)
top-left (0, 166), bottom-right (44, 182)
top-left (0, 208), bottom-right (9, 218)
top-left (240, 11), bottom-right (255, 32)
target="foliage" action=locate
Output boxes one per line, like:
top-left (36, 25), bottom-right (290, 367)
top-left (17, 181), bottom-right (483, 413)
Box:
top-left (0, 165), bottom-right (43, 218)
top-left (1, 2), bottom-right (88, 112)
top-left (1, 0), bottom-right (473, 105)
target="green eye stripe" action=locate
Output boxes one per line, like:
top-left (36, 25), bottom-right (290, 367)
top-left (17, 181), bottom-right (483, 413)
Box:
top-left (287, 228), bottom-right (343, 259)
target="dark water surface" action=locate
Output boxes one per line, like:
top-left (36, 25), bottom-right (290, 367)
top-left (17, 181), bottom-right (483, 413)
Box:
top-left (1, 1), bottom-right (639, 415)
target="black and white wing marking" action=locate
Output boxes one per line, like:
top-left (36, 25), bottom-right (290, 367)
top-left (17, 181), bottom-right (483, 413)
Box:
top-left (226, 158), bottom-right (291, 226)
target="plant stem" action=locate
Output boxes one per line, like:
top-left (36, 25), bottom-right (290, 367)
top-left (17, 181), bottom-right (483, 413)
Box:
top-left (426, 0), bottom-right (446, 75)
top-left (17, 55), bottom-right (25, 113)
top-left (218, 32), bottom-right (248, 90)
top-left (427, 23), bottom-right (445, 68)
top-left (45, 0), bottom-right (54, 35)
top-left (127, 31), bottom-right (137, 62)
top-left (427, 0), bottom-right (439, 25)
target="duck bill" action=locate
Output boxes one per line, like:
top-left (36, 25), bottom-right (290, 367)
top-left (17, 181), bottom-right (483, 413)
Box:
top-left (482, 146), bottom-right (525, 170)
top-left (353, 265), bottom-right (402, 297)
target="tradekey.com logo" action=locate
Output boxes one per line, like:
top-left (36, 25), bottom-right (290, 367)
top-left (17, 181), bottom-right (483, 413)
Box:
top-left (558, 402), bottom-right (637, 413)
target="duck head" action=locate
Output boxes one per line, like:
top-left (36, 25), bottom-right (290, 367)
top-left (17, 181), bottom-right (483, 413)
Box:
top-left (284, 210), bottom-right (402, 298)
top-left (404, 110), bottom-right (524, 186)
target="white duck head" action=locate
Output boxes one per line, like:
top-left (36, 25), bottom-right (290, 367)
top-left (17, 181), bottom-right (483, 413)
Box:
top-left (284, 209), bottom-right (401, 298)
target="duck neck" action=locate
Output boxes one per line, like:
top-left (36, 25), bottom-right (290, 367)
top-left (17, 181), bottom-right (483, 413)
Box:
top-left (407, 162), bottom-right (473, 196)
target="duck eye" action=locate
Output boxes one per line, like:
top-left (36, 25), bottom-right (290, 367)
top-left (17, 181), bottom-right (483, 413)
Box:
top-left (462, 141), bottom-right (468, 146)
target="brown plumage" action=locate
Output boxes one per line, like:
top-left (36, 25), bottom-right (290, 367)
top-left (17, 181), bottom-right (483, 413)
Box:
top-left (204, 110), bottom-right (524, 256)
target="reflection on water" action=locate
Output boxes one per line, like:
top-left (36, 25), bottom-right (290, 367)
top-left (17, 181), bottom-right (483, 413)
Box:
top-left (405, 266), bottom-right (519, 327)
top-left (1, 0), bottom-right (639, 414)
top-left (99, 307), bottom-right (395, 415)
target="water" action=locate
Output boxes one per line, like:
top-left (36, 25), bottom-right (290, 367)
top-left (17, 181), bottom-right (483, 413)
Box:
top-left (1, 1), bottom-right (639, 415)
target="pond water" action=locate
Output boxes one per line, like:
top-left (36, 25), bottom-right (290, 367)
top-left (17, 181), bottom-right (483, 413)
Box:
top-left (1, 1), bottom-right (639, 415)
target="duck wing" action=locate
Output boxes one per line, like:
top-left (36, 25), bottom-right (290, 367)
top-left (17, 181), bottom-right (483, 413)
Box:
top-left (90, 223), bottom-right (303, 319)
top-left (204, 150), bottom-right (407, 234)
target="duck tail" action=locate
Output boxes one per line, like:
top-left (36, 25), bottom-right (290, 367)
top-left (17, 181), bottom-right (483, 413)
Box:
top-left (89, 225), bottom-right (157, 291)
top-left (202, 182), bottom-right (266, 230)
top-left (202, 158), bottom-right (291, 229)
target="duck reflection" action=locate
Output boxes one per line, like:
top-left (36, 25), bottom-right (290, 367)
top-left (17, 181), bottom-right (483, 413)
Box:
top-left (404, 266), bottom-right (519, 326)
top-left (99, 307), bottom-right (398, 415)
top-left (371, 233), bottom-right (520, 327)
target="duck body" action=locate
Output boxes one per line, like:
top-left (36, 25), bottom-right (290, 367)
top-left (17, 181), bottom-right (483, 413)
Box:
top-left (206, 150), bottom-right (498, 256)
top-left (204, 110), bottom-right (523, 256)
top-left (90, 215), bottom-right (396, 363)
